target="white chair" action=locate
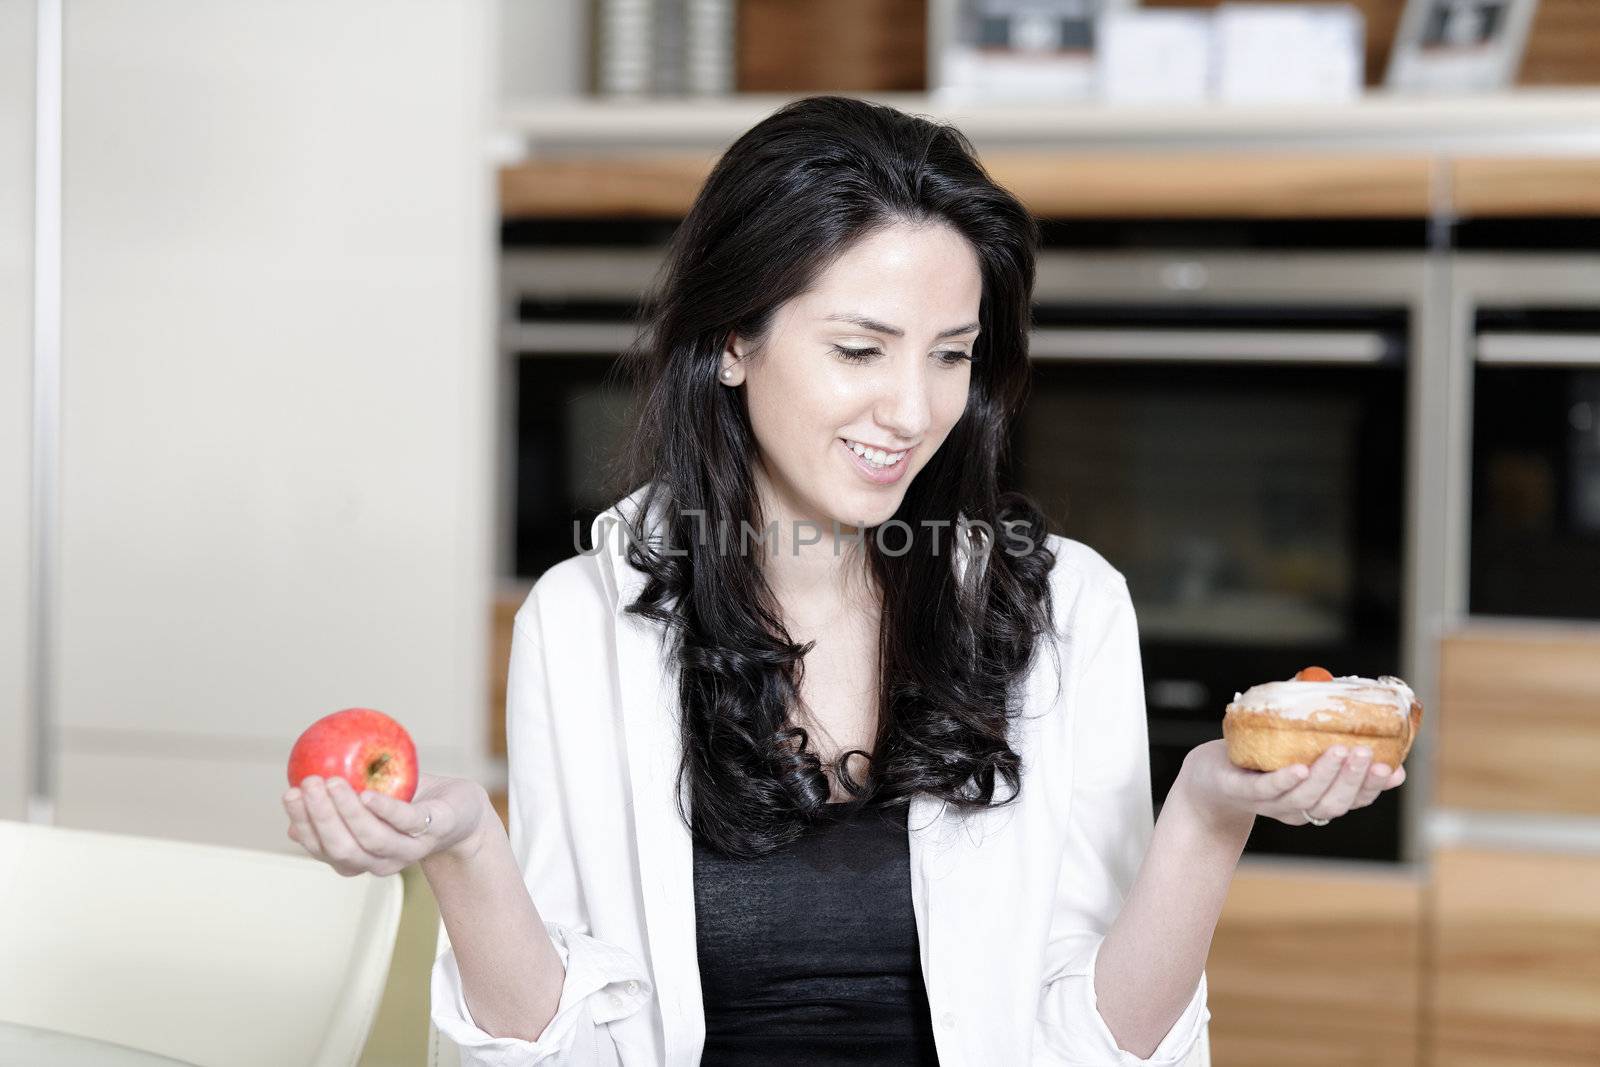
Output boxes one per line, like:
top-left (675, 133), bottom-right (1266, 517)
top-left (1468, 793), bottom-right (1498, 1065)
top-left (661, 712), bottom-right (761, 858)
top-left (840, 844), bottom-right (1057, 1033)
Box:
top-left (0, 819), bottom-right (404, 1067)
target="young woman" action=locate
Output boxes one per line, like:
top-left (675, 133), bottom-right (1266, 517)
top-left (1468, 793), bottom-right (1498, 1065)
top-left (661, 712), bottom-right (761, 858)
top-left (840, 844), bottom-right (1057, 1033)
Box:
top-left (280, 95), bottom-right (1406, 1066)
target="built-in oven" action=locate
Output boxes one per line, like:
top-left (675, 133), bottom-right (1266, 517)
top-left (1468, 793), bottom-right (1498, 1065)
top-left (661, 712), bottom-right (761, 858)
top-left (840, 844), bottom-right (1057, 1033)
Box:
top-left (500, 227), bottom-right (1432, 864)
top-left (1451, 256), bottom-right (1600, 623)
top-left (1012, 254), bottom-right (1422, 864)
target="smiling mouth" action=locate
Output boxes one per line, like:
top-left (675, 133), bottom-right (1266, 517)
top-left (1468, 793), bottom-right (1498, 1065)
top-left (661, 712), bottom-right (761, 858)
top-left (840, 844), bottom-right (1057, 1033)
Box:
top-left (840, 437), bottom-right (911, 469)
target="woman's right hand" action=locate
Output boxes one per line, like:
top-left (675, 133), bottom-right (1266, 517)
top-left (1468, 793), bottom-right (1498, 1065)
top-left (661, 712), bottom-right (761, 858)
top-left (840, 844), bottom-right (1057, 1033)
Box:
top-left (282, 770), bottom-right (490, 877)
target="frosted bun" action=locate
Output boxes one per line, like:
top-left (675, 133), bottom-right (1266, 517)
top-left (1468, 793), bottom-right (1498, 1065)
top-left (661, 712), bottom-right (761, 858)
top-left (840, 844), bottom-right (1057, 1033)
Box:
top-left (1222, 671), bottom-right (1423, 772)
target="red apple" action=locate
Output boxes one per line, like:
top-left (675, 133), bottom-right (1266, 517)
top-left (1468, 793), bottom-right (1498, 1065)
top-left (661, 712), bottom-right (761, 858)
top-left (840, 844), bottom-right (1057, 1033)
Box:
top-left (288, 707), bottom-right (418, 802)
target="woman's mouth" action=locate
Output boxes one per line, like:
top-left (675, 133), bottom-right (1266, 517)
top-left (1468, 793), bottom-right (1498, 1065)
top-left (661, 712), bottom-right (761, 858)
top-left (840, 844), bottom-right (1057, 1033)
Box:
top-left (840, 437), bottom-right (911, 485)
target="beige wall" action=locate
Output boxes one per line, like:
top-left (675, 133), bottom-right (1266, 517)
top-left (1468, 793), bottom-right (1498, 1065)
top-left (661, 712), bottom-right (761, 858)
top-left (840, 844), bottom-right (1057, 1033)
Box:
top-left (44, 0), bottom-right (495, 849)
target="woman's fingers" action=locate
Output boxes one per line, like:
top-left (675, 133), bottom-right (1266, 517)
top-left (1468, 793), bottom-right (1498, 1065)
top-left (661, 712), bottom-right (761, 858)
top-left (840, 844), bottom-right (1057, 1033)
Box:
top-left (283, 788), bottom-right (320, 854)
top-left (323, 777), bottom-right (410, 859)
top-left (298, 777), bottom-right (374, 873)
top-left (1350, 760), bottom-right (1397, 808)
top-left (1251, 762), bottom-right (1314, 800)
top-left (1276, 746), bottom-right (1348, 811)
top-left (360, 788), bottom-right (433, 839)
top-left (1309, 746), bottom-right (1372, 818)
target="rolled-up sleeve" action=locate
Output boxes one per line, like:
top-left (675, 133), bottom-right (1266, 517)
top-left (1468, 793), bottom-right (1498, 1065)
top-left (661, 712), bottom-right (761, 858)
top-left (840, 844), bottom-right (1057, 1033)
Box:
top-left (1033, 572), bottom-right (1211, 1066)
top-left (431, 920), bottom-right (651, 1066)
top-left (428, 590), bottom-right (654, 1066)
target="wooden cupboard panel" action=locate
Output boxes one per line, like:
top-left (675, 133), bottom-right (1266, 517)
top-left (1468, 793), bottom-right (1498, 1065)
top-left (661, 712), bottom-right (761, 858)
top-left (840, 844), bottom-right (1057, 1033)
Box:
top-left (990, 153), bottom-right (1432, 218)
top-left (1427, 848), bottom-right (1600, 1066)
top-left (1519, 0), bottom-right (1600, 87)
top-left (489, 592), bottom-right (520, 758)
top-left (1436, 627), bottom-right (1600, 816)
top-left (736, 0), bottom-right (926, 93)
top-left (1453, 158), bottom-right (1600, 218)
top-left (499, 154), bottom-right (716, 218)
top-left (489, 788), bottom-right (509, 832)
top-left (1207, 862), bottom-right (1423, 1066)
top-left (500, 153), bottom-right (1434, 219)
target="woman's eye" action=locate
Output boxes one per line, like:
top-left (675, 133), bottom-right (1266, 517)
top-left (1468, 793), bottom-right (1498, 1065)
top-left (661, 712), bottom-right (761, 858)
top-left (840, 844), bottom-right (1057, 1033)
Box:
top-left (831, 345), bottom-right (973, 366)
top-left (831, 345), bottom-right (879, 363)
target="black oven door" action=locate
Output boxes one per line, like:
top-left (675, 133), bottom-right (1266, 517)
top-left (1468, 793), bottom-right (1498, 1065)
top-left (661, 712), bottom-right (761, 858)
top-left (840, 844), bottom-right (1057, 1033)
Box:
top-left (1011, 306), bottom-right (1409, 862)
top-left (1470, 309), bottom-right (1600, 621)
top-left (514, 350), bottom-right (634, 580)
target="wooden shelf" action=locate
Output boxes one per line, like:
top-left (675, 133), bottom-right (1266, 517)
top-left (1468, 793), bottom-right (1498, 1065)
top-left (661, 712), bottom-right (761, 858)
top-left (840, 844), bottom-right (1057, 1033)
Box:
top-left (1453, 157), bottom-right (1600, 217)
top-left (501, 151), bottom-right (1443, 219)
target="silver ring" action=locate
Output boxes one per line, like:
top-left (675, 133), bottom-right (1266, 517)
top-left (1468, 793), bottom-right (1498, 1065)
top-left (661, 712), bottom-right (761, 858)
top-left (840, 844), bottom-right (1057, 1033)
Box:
top-left (1301, 809), bottom-right (1330, 827)
top-left (409, 811), bottom-right (432, 838)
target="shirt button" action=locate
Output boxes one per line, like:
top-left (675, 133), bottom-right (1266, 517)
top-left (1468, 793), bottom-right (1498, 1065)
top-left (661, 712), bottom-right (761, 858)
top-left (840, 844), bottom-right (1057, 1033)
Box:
top-left (624, 980), bottom-right (640, 996)
top-left (939, 1011), bottom-right (956, 1030)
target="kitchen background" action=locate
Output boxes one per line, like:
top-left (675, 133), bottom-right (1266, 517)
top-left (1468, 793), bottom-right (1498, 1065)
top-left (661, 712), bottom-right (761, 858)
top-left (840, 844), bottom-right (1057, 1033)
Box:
top-left (2, 1), bottom-right (1597, 1064)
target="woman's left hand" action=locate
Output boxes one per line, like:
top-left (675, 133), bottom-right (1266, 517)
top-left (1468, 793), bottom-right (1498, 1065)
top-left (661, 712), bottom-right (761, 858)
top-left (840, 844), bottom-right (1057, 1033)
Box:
top-left (1178, 738), bottom-right (1406, 829)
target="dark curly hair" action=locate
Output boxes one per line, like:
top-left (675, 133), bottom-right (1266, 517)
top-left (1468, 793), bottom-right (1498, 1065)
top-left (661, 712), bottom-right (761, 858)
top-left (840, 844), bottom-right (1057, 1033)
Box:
top-left (601, 94), bottom-right (1060, 859)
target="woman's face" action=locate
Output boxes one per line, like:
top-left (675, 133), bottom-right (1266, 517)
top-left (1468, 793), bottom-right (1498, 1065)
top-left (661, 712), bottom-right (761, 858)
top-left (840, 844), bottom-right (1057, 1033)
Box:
top-left (721, 221), bottom-right (983, 535)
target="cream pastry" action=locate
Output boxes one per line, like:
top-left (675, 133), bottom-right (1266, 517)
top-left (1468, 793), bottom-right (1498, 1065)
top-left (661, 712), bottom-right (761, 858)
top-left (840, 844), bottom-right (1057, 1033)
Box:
top-left (1222, 666), bottom-right (1423, 772)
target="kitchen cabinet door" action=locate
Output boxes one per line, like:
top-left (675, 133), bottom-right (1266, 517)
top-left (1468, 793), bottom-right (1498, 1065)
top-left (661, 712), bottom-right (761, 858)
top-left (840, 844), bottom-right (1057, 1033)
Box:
top-left (0, 0), bottom-right (35, 822)
top-left (53, 0), bottom-right (495, 848)
top-left (1428, 847), bottom-right (1600, 1066)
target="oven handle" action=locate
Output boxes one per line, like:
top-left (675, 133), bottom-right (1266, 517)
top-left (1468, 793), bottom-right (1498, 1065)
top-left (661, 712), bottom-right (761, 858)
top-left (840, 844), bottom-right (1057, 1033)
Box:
top-left (504, 321), bottom-right (642, 354)
top-left (1477, 332), bottom-right (1600, 367)
top-left (1028, 327), bottom-right (1393, 364)
top-left (505, 322), bottom-right (1399, 364)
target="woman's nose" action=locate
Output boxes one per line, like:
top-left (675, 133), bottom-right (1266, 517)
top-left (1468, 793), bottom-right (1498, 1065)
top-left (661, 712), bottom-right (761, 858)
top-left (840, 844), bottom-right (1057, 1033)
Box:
top-left (874, 358), bottom-right (933, 440)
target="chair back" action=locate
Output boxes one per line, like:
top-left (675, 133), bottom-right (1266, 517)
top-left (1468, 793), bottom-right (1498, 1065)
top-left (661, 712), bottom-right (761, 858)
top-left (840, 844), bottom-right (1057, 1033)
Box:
top-left (0, 819), bottom-right (404, 1067)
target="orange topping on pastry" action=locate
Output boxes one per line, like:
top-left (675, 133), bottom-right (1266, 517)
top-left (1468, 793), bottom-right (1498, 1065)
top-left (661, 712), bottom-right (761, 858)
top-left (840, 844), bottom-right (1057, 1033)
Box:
top-left (1294, 666), bottom-right (1334, 682)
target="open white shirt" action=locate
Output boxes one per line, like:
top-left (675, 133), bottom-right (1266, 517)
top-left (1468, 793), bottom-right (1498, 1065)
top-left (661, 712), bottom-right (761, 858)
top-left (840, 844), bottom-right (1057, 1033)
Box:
top-left (431, 484), bottom-right (1211, 1066)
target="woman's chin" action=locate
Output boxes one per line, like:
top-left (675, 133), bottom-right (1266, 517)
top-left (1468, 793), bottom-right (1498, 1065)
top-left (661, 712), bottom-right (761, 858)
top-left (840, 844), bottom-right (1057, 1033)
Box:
top-left (829, 488), bottom-right (905, 531)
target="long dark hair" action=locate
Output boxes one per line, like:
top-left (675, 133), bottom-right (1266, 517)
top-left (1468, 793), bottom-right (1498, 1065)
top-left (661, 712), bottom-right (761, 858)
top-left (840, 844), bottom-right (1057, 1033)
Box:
top-left (602, 94), bottom-right (1059, 859)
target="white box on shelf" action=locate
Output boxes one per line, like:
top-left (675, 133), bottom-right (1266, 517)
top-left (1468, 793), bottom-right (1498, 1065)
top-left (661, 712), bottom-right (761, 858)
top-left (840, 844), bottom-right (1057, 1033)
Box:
top-left (929, 0), bottom-right (1136, 104)
top-left (1213, 2), bottom-right (1365, 104)
top-left (1095, 9), bottom-right (1213, 105)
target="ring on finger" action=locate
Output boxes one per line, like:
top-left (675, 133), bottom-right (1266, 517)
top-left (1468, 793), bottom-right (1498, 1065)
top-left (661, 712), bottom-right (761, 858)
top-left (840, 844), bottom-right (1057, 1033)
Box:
top-left (1301, 809), bottom-right (1330, 826)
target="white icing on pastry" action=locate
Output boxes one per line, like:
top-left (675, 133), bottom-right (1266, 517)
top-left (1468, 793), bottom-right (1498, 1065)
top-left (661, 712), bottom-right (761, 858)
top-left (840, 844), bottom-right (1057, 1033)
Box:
top-left (1227, 674), bottom-right (1415, 722)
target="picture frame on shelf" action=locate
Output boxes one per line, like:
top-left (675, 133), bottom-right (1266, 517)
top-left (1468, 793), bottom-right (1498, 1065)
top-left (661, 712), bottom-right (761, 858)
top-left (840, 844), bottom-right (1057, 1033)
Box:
top-left (929, 0), bottom-right (1138, 104)
top-left (1385, 0), bottom-right (1541, 94)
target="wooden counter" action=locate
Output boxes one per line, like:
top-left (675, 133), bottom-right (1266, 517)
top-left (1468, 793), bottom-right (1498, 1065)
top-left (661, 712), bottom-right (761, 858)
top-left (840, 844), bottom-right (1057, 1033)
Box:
top-left (500, 152), bottom-right (1442, 219)
top-left (500, 150), bottom-right (1600, 221)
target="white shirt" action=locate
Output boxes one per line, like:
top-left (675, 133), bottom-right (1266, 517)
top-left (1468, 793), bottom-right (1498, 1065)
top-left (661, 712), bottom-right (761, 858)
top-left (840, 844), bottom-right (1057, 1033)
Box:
top-left (432, 483), bottom-right (1212, 1066)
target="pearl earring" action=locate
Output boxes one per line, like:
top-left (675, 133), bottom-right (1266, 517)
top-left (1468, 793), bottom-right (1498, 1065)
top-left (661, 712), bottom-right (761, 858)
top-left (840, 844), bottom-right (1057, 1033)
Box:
top-left (721, 368), bottom-right (733, 381)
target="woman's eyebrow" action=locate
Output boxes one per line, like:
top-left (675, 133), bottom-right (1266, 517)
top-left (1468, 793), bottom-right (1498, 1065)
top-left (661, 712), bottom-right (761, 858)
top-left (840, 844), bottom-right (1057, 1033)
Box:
top-left (822, 313), bottom-right (981, 340)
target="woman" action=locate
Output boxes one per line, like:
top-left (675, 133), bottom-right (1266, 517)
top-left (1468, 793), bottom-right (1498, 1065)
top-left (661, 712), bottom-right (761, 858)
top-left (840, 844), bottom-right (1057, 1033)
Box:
top-left (280, 96), bottom-right (1406, 1066)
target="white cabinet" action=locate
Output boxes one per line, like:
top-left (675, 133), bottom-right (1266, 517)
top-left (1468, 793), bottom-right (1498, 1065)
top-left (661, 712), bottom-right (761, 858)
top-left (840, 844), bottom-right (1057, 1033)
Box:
top-left (0, 0), bottom-right (36, 823)
top-left (10, 0), bottom-right (495, 848)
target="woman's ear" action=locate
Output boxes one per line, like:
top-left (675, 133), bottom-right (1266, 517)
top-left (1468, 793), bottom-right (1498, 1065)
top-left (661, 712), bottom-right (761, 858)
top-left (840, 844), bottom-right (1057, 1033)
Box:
top-left (720, 334), bottom-right (747, 385)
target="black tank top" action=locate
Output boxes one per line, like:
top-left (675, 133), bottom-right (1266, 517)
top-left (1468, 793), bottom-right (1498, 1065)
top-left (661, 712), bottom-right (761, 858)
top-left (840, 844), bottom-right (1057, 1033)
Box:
top-left (691, 800), bottom-right (941, 1065)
